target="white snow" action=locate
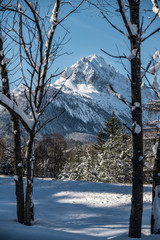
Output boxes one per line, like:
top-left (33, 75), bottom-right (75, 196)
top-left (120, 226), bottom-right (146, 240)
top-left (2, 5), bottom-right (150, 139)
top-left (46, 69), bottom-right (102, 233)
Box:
top-left (132, 102), bottom-right (140, 111)
top-left (1, 57), bottom-right (10, 65)
top-left (50, 1), bottom-right (58, 25)
top-left (49, 54), bottom-right (156, 127)
top-left (0, 54), bottom-right (157, 134)
top-left (152, 142), bottom-right (159, 158)
top-left (0, 176), bottom-right (157, 240)
top-left (149, 50), bottom-right (160, 75)
top-left (29, 1), bottom-right (36, 10)
top-left (14, 175), bottom-right (18, 181)
top-left (153, 50), bottom-right (160, 60)
top-left (149, 63), bottom-right (160, 75)
top-left (133, 121), bottom-right (141, 134)
top-left (127, 48), bottom-right (138, 61)
top-left (127, 22), bottom-right (138, 36)
top-left (2, 78), bottom-right (7, 83)
top-left (0, 92), bottom-right (34, 130)
top-left (120, 0), bottom-right (138, 36)
top-left (151, 0), bottom-right (160, 17)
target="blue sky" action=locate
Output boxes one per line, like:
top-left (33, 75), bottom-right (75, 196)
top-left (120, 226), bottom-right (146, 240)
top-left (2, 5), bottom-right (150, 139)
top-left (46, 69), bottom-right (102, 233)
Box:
top-left (39, 0), bottom-right (160, 85)
top-left (5, 0), bottom-right (160, 87)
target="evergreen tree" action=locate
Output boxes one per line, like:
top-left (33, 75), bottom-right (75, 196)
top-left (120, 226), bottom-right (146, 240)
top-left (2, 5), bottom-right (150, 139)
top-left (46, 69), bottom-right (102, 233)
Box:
top-left (95, 132), bottom-right (132, 183)
top-left (96, 112), bottom-right (122, 148)
top-left (60, 115), bottom-right (133, 183)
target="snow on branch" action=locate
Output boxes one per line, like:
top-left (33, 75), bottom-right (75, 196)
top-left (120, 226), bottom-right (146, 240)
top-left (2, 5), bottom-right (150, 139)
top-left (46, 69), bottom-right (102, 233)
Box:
top-left (50, 0), bottom-right (59, 25)
top-left (142, 1), bottom-right (160, 42)
top-left (29, 1), bottom-right (36, 10)
top-left (149, 50), bottom-right (160, 93)
top-left (153, 142), bottom-right (159, 158)
top-left (132, 121), bottom-right (141, 134)
top-left (149, 119), bottom-right (160, 125)
top-left (149, 50), bottom-right (160, 74)
top-left (0, 92), bottom-right (34, 131)
top-left (118, 0), bottom-right (138, 37)
top-left (0, 57), bottom-right (10, 65)
top-left (151, 0), bottom-right (160, 17)
top-left (19, 3), bottom-right (38, 72)
top-left (35, 0), bottom-right (61, 108)
top-left (127, 48), bottom-right (139, 61)
top-left (108, 84), bottom-right (132, 109)
top-left (14, 175), bottom-right (19, 181)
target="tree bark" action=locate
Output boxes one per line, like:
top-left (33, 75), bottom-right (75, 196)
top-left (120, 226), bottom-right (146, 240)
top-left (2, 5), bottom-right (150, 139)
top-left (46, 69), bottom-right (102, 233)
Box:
top-left (0, 24), bottom-right (24, 224)
top-left (24, 132), bottom-right (35, 226)
top-left (128, 1), bottom-right (144, 238)
top-left (12, 116), bottom-right (24, 224)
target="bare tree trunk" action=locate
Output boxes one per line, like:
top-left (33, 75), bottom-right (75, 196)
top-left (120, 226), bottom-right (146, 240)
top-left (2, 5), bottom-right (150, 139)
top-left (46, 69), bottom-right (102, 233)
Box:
top-left (0, 24), bottom-right (24, 224)
top-left (12, 116), bottom-right (24, 224)
top-left (24, 132), bottom-right (35, 226)
top-left (128, 1), bottom-right (143, 238)
top-left (151, 135), bottom-right (160, 234)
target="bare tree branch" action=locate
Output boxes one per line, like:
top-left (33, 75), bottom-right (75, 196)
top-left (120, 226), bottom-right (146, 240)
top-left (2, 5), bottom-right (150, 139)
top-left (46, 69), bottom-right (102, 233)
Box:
top-left (108, 84), bottom-right (132, 109)
top-left (101, 48), bottom-right (127, 59)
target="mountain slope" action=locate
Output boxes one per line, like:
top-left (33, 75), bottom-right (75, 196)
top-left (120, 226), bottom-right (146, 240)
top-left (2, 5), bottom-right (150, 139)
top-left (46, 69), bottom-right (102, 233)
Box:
top-left (42, 54), bottom-right (155, 136)
top-left (0, 54), bottom-right (157, 140)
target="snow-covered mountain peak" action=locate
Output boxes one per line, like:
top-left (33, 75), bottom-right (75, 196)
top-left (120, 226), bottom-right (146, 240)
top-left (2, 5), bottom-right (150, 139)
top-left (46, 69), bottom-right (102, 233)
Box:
top-left (54, 54), bottom-right (129, 97)
top-left (0, 54), bottom-right (157, 140)
top-left (12, 84), bottom-right (26, 96)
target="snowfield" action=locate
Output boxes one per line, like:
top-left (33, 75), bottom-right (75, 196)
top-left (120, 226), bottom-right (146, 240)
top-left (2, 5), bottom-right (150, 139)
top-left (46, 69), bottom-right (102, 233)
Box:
top-left (0, 175), bottom-right (159, 240)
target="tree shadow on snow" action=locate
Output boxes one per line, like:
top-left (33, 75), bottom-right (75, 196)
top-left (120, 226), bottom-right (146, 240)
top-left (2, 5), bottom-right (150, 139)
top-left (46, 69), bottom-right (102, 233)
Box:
top-left (0, 177), bottom-right (152, 240)
top-left (32, 179), bottom-right (144, 240)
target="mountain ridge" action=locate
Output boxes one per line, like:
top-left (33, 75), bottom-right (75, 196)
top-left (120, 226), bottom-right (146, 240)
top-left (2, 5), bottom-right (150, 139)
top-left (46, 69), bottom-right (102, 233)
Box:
top-left (0, 54), bottom-right (157, 142)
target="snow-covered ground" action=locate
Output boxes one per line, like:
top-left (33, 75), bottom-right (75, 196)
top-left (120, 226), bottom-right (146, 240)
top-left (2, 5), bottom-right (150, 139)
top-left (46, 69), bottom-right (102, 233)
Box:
top-left (0, 175), bottom-right (158, 240)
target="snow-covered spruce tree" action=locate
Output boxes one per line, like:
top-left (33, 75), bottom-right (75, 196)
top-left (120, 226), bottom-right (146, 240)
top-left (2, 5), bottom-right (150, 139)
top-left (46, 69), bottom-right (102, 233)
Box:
top-left (92, 114), bottom-right (132, 183)
top-left (95, 129), bottom-right (132, 183)
top-left (60, 142), bottom-right (99, 182)
top-left (0, 18), bottom-right (24, 223)
top-left (96, 112), bottom-right (123, 148)
top-left (60, 133), bottom-right (153, 183)
top-left (60, 143), bottom-right (83, 180)
top-left (0, 0), bottom-right (85, 226)
top-left (60, 116), bottom-right (133, 183)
